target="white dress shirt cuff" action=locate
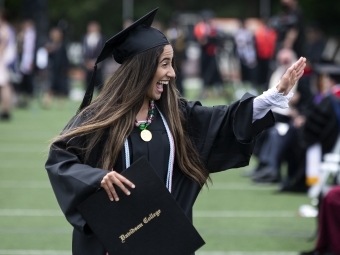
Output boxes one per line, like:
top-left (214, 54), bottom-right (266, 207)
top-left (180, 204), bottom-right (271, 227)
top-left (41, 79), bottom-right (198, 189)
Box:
top-left (252, 86), bottom-right (293, 122)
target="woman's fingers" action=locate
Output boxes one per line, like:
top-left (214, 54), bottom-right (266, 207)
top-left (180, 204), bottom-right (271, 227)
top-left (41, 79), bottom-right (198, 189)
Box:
top-left (109, 174), bottom-right (131, 197)
top-left (297, 67), bottom-right (305, 78)
top-left (278, 57), bottom-right (306, 95)
top-left (100, 171), bottom-right (135, 201)
top-left (295, 57), bottom-right (306, 72)
top-left (293, 59), bottom-right (306, 82)
top-left (291, 57), bottom-right (306, 79)
top-left (290, 57), bottom-right (304, 76)
top-left (115, 174), bottom-right (135, 190)
top-left (101, 181), bottom-right (118, 201)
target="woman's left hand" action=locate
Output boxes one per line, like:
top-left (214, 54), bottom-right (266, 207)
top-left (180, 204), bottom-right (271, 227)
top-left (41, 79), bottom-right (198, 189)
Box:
top-left (276, 57), bottom-right (306, 95)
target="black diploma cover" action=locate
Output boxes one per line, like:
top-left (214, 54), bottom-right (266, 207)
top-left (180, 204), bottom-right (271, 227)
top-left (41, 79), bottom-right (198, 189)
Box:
top-left (77, 157), bottom-right (205, 255)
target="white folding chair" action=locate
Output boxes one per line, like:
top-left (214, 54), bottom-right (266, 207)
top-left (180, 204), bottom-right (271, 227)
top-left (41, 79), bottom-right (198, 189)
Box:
top-left (308, 134), bottom-right (340, 200)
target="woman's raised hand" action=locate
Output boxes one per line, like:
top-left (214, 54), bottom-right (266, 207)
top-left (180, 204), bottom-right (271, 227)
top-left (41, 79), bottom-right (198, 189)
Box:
top-left (100, 171), bottom-right (135, 201)
top-left (276, 57), bottom-right (307, 95)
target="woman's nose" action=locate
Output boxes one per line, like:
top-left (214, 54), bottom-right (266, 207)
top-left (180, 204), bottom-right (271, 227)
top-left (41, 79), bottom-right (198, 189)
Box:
top-left (168, 66), bottom-right (176, 78)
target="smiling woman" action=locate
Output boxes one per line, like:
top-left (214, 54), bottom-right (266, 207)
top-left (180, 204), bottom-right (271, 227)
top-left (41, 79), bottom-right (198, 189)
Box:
top-left (45, 7), bottom-right (306, 255)
top-left (146, 45), bottom-right (175, 100)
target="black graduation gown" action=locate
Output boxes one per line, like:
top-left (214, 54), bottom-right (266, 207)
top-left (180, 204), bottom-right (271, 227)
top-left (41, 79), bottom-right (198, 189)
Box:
top-left (301, 94), bottom-right (339, 153)
top-left (45, 93), bottom-right (274, 255)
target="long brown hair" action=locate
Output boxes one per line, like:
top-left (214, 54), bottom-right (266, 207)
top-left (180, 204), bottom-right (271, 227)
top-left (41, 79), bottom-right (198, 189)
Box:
top-left (54, 45), bottom-right (210, 186)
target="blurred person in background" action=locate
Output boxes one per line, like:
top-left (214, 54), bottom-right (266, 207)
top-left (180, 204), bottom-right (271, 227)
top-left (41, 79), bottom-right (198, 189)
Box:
top-left (299, 23), bottom-right (327, 105)
top-left (305, 79), bottom-right (340, 245)
top-left (166, 17), bottom-right (186, 96)
top-left (300, 186), bottom-right (340, 255)
top-left (298, 72), bottom-right (340, 185)
top-left (275, 0), bottom-right (305, 57)
top-left (42, 27), bottom-right (69, 108)
top-left (254, 18), bottom-right (277, 92)
top-left (0, 11), bottom-right (16, 121)
top-left (270, 71), bottom-right (340, 192)
top-left (304, 24), bottom-right (326, 68)
top-left (250, 48), bottom-right (318, 193)
top-left (234, 18), bottom-right (257, 89)
top-left (194, 10), bottom-right (223, 99)
top-left (82, 21), bottom-right (104, 91)
top-left (16, 19), bottom-right (36, 108)
top-left (250, 48), bottom-right (300, 184)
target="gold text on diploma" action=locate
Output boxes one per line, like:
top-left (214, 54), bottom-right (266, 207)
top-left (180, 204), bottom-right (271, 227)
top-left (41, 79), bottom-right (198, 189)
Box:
top-left (119, 209), bottom-right (161, 243)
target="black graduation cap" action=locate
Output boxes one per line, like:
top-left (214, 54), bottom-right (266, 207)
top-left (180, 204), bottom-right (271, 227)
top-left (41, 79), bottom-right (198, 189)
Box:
top-left (314, 64), bottom-right (340, 83)
top-left (78, 8), bottom-right (169, 113)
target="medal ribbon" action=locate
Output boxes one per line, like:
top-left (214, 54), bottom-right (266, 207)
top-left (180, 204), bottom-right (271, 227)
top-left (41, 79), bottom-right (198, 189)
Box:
top-left (124, 107), bottom-right (175, 192)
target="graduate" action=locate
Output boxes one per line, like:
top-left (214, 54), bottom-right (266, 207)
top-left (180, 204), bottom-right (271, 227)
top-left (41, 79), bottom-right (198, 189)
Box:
top-left (45, 8), bottom-right (306, 255)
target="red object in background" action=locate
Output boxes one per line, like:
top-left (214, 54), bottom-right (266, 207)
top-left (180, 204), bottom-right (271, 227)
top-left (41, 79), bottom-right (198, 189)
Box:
top-left (193, 22), bottom-right (218, 41)
top-left (206, 44), bottom-right (216, 56)
top-left (193, 22), bottom-right (206, 40)
top-left (254, 26), bottom-right (277, 59)
top-left (331, 85), bottom-right (340, 99)
top-left (194, 22), bottom-right (218, 56)
top-left (303, 66), bottom-right (313, 75)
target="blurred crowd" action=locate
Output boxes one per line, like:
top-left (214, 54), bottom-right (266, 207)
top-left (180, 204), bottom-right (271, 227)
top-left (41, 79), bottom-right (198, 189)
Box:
top-left (0, 12), bottom-right (107, 119)
top-left (1, 0), bottom-right (340, 254)
top-left (0, 11), bottom-right (70, 118)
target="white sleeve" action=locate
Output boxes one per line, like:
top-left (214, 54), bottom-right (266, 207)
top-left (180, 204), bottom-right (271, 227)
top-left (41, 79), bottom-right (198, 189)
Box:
top-left (252, 85), bottom-right (294, 122)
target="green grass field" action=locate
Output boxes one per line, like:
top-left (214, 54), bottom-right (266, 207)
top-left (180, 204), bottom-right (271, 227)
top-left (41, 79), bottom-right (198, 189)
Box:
top-left (0, 87), bottom-right (316, 255)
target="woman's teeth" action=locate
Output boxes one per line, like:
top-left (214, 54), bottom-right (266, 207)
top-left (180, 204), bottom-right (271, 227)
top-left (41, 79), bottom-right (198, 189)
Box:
top-left (158, 81), bottom-right (169, 85)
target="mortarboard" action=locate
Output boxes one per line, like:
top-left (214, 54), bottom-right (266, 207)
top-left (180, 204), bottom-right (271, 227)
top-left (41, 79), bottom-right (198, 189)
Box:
top-left (314, 64), bottom-right (340, 83)
top-left (78, 7), bottom-right (169, 113)
top-left (314, 64), bottom-right (340, 98)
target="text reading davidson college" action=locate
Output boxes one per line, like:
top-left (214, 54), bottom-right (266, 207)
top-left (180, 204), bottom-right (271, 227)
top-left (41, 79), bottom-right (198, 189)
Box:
top-left (119, 209), bottom-right (161, 243)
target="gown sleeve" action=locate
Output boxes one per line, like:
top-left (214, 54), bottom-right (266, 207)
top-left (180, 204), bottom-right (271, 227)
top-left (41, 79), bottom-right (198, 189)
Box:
top-left (45, 115), bottom-right (108, 236)
top-left (181, 93), bottom-right (275, 173)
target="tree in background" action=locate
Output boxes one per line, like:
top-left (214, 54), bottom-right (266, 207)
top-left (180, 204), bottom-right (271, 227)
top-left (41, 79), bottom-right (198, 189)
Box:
top-left (2, 0), bottom-right (339, 42)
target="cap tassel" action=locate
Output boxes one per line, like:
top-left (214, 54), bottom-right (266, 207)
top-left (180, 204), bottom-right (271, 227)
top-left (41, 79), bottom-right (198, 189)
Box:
top-left (77, 64), bottom-right (98, 113)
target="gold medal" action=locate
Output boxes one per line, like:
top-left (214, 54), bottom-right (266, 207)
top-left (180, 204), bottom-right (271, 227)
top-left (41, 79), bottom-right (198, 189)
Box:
top-left (140, 129), bottom-right (152, 142)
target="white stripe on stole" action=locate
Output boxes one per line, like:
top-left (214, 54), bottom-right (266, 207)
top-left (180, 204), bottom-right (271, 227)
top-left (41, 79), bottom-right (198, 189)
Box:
top-left (123, 107), bottom-right (175, 192)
